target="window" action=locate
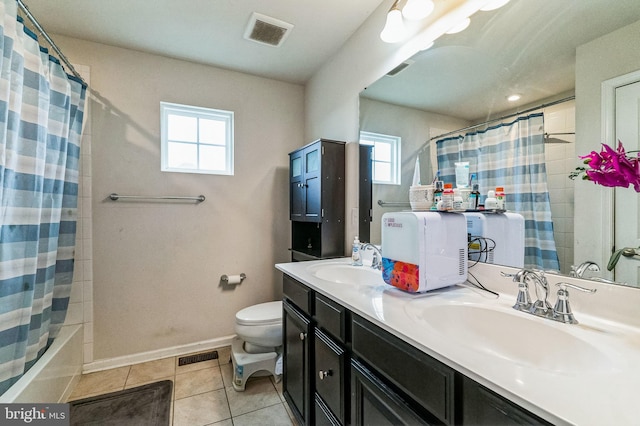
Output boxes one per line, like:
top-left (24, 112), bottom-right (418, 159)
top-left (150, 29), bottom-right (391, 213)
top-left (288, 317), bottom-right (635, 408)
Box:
top-left (161, 102), bottom-right (234, 175)
top-left (360, 131), bottom-right (401, 185)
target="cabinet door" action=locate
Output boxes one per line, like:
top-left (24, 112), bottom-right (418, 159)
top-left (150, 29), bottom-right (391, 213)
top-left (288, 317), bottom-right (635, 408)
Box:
top-left (303, 144), bottom-right (322, 220)
top-left (461, 376), bottom-right (551, 426)
top-left (315, 329), bottom-right (346, 424)
top-left (283, 300), bottom-right (312, 425)
top-left (351, 359), bottom-right (430, 426)
top-left (290, 150), bottom-right (305, 220)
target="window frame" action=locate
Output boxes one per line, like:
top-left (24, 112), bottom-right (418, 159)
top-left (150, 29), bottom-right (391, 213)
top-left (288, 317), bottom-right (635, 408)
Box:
top-left (359, 131), bottom-right (402, 185)
top-left (160, 101), bottom-right (234, 175)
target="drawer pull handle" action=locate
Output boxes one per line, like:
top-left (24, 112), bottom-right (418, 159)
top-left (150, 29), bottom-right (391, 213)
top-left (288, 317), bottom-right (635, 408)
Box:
top-left (318, 369), bottom-right (332, 380)
top-left (299, 332), bottom-right (307, 341)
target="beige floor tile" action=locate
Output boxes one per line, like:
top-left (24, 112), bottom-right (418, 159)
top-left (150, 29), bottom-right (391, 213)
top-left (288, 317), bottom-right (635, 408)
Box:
top-left (217, 346), bottom-right (232, 365)
top-left (220, 361), bottom-right (234, 387)
top-left (231, 403), bottom-right (294, 426)
top-left (67, 366), bottom-right (130, 400)
top-left (270, 375), bottom-right (284, 402)
top-left (226, 377), bottom-right (282, 417)
top-left (172, 389), bottom-right (230, 426)
top-left (123, 375), bottom-right (173, 390)
top-left (208, 419), bottom-right (233, 426)
top-left (175, 366), bottom-right (224, 399)
top-left (126, 357), bottom-right (176, 387)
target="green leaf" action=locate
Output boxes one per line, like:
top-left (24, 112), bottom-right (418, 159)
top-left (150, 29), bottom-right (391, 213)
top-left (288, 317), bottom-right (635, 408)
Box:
top-left (607, 249), bottom-right (623, 271)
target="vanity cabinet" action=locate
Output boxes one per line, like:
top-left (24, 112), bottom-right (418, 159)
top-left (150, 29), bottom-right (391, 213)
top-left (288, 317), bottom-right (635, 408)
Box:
top-left (459, 375), bottom-right (552, 425)
top-left (282, 276), bottom-right (313, 425)
top-left (281, 273), bottom-right (551, 426)
top-left (289, 139), bottom-right (345, 260)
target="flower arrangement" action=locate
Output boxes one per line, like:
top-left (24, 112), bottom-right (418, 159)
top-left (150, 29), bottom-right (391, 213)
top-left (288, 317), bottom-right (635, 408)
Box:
top-left (569, 141), bottom-right (640, 192)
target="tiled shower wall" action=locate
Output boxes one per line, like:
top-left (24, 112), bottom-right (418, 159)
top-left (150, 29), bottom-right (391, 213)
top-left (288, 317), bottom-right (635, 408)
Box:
top-left (543, 100), bottom-right (576, 275)
top-left (64, 65), bottom-right (94, 365)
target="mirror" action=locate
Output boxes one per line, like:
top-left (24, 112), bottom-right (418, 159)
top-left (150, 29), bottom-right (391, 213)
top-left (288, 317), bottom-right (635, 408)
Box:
top-left (359, 0), bottom-right (640, 285)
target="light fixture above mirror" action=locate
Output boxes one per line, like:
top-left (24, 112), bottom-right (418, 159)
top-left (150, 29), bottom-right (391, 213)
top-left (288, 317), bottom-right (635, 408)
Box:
top-left (402, 0), bottom-right (435, 20)
top-left (380, 0), bottom-right (511, 43)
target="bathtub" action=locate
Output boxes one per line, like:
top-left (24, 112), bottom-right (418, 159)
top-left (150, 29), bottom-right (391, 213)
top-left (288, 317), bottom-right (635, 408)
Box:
top-left (0, 324), bottom-right (83, 403)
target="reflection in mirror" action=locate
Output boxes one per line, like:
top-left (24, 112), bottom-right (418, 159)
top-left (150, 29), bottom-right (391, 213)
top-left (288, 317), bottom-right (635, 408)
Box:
top-left (359, 0), bottom-right (640, 286)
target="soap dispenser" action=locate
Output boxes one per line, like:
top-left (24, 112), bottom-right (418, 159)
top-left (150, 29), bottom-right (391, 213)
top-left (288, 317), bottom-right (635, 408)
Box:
top-left (352, 236), bottom-right (363, 266)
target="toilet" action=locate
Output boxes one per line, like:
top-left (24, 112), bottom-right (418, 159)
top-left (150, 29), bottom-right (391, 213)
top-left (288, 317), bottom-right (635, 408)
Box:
top-left (231, 300), bottom-right (283, 391)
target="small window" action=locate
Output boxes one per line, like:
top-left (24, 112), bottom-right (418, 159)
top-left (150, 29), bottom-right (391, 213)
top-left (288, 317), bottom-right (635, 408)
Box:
top-left (360, 131), bottom-right (401, 185)
top-left (161, 102), bottom-right (234, 175)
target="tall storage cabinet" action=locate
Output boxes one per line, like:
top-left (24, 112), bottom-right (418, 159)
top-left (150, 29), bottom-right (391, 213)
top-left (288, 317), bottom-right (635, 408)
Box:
top-left (289, 139), bottom-right (345, 261)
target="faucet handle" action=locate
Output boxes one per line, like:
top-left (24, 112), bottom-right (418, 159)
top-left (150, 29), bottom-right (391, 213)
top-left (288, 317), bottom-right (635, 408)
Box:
top-left (552, 282), bottom-right (597, 324)
top-left (513, 281), bottom-right (532, 312)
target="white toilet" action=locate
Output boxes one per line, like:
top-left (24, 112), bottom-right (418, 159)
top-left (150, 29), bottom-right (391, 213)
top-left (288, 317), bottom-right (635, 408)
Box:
top-left (231, 300), bottom-right (283, 391)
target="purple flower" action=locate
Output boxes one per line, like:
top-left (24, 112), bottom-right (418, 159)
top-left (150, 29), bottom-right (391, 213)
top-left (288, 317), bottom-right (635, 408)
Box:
top-left (578, 141), bottom-right (640, 192)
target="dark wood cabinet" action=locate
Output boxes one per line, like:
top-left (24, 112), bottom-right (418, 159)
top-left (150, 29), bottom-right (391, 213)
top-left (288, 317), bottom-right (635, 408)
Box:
top-left (289, 139), bottom-right (345, 260)
top-left (282, 273), bottom-right (551, 426)
top-left (351, 358), bottom-right (430, 426)
top-left (283, 300), bottom-right (312, 425)
top-left (459, 375), bottom-right (552, 425)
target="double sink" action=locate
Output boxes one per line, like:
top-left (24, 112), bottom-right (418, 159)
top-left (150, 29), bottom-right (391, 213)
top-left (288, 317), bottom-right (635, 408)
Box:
top-left (306, 259), bottom-right (625, 375)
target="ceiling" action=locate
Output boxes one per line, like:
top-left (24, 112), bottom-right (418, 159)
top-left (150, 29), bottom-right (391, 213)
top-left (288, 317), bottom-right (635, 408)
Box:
top-left (21, 0), bottom-right (387, 85)
top-left (361, 0), bottom-right (640, 122)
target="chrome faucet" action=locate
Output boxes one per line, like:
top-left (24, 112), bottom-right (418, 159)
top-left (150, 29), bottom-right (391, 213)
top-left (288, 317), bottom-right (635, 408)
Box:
top-left (501, 269), bottom-right (597, 324)
top-left (571, 261), bottom-right (600, 278)
top-left (361, 243), bottom-right (382, 270)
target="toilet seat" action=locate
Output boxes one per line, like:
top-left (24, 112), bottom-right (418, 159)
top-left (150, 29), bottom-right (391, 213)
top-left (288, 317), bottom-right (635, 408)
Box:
top-left (235, 301), bottom-right (282, 326)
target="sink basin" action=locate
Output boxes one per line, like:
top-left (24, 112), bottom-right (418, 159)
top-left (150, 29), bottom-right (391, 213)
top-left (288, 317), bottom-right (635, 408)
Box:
top-left (308, 263), bottom-right (385, 286)
top-left (407, 301), bottom-right (612, 373)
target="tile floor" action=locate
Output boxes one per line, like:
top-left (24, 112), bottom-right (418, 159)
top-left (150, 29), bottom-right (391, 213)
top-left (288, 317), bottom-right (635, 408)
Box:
top-left (67, 347), bottom-right (296, 426)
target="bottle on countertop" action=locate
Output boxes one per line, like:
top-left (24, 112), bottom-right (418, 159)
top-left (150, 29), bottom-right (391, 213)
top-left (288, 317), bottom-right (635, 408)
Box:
top-left (495, 186), bottom-right (506, 210)
top-left (440, 183), bottom-right (454, 211)
top-left (431, 180), bottom-right (444, 210)
top-left (485, 190), bottom-right (498, 210)
top-left (352, 236), bottom-right (363, 266)
top-left (453, 188), bottom-right (464, 211)
top-left (469, 183), bottom-right (481, 210)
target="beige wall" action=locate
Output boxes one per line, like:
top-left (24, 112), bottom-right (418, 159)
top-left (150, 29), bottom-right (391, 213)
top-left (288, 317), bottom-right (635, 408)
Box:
top-left (575, 20), bottom-right (640, 278)
top-left (54, 35), bottom-right (304, 363)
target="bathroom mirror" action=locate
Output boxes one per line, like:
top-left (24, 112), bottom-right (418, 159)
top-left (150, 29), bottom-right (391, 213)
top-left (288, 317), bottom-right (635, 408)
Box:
top-left (359, 0), bottom-right (640, 285)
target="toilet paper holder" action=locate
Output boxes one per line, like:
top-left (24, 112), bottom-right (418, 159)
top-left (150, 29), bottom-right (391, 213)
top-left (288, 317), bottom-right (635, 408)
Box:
top-left (220, 273), bottom-right (246, 284)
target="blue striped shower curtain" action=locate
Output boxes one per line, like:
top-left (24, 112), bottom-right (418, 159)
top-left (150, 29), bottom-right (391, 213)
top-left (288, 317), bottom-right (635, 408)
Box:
top-left (436, 113), bottom-right (559, 271)
top-left (0, 0), bottom-right (87, 394)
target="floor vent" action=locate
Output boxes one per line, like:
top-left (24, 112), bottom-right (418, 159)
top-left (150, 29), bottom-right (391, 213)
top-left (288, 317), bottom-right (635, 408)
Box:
top-left (178, 351), bottom-right (218, 366)
top-left (244, 12), bottom-right (294, 47)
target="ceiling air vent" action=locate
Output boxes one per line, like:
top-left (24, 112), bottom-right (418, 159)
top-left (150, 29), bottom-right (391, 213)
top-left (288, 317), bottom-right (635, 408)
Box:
top-left (386, 60), bottom-right (415, 77)
top-left (244, 12), bottom-right (294, 47)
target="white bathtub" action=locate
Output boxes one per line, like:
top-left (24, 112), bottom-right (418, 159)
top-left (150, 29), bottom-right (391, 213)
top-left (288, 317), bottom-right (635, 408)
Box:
top-left (0, 324), bottom-right (83, 403)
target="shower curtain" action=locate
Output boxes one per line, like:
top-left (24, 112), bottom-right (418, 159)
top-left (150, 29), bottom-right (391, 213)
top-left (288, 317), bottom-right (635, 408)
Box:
top-left (0, 0), bottom-right (87, 394)
top-left (436, 113), bottom-right (560, 271)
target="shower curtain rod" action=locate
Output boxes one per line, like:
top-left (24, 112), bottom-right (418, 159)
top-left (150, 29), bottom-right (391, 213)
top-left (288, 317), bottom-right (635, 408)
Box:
top-left (17, 0), bottom-right (88, 88)
top-left (429, 95), bottom-right (575, 142)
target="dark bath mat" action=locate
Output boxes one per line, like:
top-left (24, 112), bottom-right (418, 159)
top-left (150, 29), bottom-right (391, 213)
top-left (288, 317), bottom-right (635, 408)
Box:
top-left (69, 380), bottom-right (172, 426)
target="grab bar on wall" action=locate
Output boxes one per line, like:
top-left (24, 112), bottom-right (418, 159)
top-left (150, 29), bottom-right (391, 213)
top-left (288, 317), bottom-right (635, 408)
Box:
top-left (377, 200), bottom-right (411, 208)
top-left (108, 193), bottom-right (205, 203)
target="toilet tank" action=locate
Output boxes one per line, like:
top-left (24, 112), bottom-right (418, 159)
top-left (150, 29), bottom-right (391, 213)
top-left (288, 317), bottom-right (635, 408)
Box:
top-left (381, 211), bottom-right (468, 293)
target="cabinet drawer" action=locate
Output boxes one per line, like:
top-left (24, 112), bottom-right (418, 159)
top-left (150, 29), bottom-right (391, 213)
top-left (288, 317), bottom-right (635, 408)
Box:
top-left (315, 329), bottom-right (346, 424)
top-left (351, 315), bottom-right (455, 425)
top-left (283, 274), bottom-right (312, 315)
top-left (315, 293), bottom-right (347, 343)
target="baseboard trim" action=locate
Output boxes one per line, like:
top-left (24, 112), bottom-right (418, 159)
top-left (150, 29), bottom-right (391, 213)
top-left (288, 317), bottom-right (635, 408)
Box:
top-left (83, 335), bottom-right (236, 373)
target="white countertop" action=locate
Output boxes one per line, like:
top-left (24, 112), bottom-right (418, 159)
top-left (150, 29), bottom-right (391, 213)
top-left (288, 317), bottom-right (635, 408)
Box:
top-left (276, 257), bottom-right (640, 426)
